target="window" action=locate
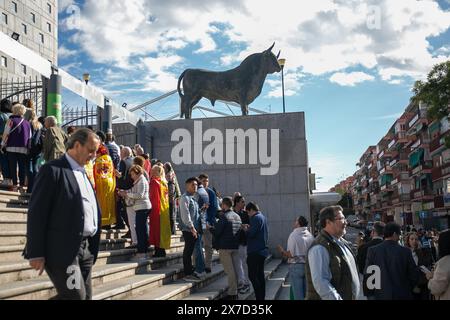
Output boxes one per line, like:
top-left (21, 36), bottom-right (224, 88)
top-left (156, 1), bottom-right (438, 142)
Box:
top-left (47, 3), bottom-right (52, 14)
top-left (39, 33), bottom-right (44, 43)
top-left (22, 23), bottom-right (27, 34)
top-left (47, 22), bottom-right (51, 33)
top-left (31, 12), bottom-right (35, 23)
top-left (12, 2), bottom-right (18, 13)
top-left (21, 64), bottom-right (27, 75)
top-left (1, 56), bottom-right (7, 68)
top-left (2, 13), bottom-right (8, 25)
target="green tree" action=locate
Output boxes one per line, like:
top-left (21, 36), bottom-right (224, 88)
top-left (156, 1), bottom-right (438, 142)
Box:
top-left (411, 60), bottom-right (450, 121)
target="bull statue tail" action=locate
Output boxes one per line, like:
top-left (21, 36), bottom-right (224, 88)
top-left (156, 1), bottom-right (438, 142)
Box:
top-left (177, 70), bottom-right (188, 98)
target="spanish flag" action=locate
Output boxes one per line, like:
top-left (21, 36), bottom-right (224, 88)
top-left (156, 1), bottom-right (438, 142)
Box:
top-left (149, 177), bottom-right (171, 249)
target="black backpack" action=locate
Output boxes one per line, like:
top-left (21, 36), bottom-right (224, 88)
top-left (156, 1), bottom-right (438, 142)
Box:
top-left (29, 128), bottom-right (43, 157)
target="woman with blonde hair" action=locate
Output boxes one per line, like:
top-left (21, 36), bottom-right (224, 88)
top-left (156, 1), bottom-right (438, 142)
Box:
top-left (1, 104), bottom-right (31, 192)
top-left (149, 165), bottom-right (171, 257)
top-left (26, 109), bottom-right (43, 193)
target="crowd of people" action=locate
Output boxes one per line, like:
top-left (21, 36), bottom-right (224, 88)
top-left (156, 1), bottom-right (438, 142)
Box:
top-left (278, 205), bottom-right (450, 300)
top-left (7, 101), bottom-right (449, 301)
top-left (6, 100), bottom-right (270, 301)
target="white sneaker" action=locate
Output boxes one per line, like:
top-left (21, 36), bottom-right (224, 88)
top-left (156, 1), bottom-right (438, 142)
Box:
top-left (194, 271), bottom-right (206, 279)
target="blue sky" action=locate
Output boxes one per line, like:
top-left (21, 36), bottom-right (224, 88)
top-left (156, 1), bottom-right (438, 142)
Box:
top-left (57, 0), bottom-right (450, 191)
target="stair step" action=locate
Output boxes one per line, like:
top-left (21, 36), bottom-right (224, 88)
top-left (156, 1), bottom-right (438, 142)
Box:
top-left (1, 252), bottom-right (212, 300)
top-left (182, 273), bottom-right (228, 300)
top-left (0, 219), bottom-right (27, 232)
top-left (0, 208), bottom-right (28, 219)
top-left (265, 262), bottom-right (290, 300)
top-left (0, 231), bottom-right (26, 246)
top-left (128, 264), bottom-right (225, 300)
top-left (181, 254), bottom-right (276, 301)
top-left (0, 233), bottom-right (185, 262)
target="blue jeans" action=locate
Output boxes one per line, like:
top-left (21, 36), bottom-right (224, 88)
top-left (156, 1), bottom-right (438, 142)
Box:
top-left (0, 151), bottom-right (9, 179)
top-left (194, 233), bottom-right (205, 273)
top-left (135, 209), bottom-right (149, 254)
top-left (289, 263), bottom-right (306, 300)
top-left (7, 152), bottom-right (27, 187)
top-left (27, 155), bottom-right (39, 193)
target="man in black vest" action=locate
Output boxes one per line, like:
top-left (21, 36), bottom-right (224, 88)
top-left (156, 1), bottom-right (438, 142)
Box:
top-left (305, 205), bottom-right (360, 300)
top-left (364, 222), bottom-right (420, 300)
top-left (25, 129), bottom-right (102, 300)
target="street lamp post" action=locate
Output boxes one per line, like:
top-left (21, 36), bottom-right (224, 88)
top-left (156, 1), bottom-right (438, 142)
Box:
top-left (83, 73), bottom-right (90, 126)
top-left (278, 58), bottom-right (286, 113)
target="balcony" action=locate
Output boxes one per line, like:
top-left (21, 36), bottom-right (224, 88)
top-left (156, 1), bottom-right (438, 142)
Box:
top-left (409, 114), bottom-right (419, 128)
top-left (432, 167), bottom-right (442, 181)
top-left (410, 188), bottom-right (434, 200)
top-left (430, 136), bottom-right (445, 153)
top-left (410, 162), bottom-right (433, 176)
top-left (388, 139), bottom-right (395, 149)
top-left (434, 195), bottom-right (444, 209)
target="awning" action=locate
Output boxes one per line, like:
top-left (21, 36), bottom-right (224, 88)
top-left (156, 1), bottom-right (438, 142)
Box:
top-left (409, 148), bottom-right (424, 168)
top-left (429, 121), bottom-right (440, 135)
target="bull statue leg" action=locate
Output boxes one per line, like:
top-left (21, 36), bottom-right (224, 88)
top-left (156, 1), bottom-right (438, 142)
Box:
top-left (240, 103), bottom-right (249, 116)
top-left (186, 95), bottom-right (202, 119)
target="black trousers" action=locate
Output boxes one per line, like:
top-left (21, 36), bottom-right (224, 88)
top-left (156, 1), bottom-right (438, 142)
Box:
top-left (135, 209), bottom-right (149, 254)
top-left (247, 253), bottom-right (266, 300)
top-left (45, 239), bottom-right (94, 300)
top-left (182, 231), bottom-right (197, 276)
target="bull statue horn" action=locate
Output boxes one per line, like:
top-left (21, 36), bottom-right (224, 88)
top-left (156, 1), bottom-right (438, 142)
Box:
top-left (277, 50), bottom-right (281, 59)
top-left (267, 42), bottom-right (275, 52)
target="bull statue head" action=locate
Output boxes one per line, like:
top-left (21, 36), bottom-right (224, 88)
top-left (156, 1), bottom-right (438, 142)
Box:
top-left (178, 43), bottom-right (283, 119)
top-left (262, 42), bottom-right (282, 74)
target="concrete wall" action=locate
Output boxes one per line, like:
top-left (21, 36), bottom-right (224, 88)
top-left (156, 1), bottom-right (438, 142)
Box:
top-left (139, 112), bottom-right (310, 256)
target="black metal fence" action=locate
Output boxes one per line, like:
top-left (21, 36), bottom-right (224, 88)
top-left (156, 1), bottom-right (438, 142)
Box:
top-left (62, 104), bottom-right (97, 128)
top-left (0, 77), bottom-right (44, 115)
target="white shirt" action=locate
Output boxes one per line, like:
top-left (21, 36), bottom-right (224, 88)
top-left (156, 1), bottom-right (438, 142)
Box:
top-left (65, 154), bottom-right (98, 237)
top-left (287, 227), bottom-right (314, 264)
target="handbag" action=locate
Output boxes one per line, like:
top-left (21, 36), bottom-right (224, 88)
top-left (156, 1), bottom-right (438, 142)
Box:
top-left (124, 197), bottom-right (135, 207)
top-left (2, 118), bottom-right (24, 149)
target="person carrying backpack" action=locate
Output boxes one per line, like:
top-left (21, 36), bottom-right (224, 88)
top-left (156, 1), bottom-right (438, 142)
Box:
top-left (27, 109), bottom-right (43, 193)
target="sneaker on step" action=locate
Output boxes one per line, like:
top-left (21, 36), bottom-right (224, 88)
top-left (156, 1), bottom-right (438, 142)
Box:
top-left (194, 271), bottom-right (206, 279)
top-left (184, 274), bottom-right (202, 282)
top-left (239, 285), bottom-right (250, 295)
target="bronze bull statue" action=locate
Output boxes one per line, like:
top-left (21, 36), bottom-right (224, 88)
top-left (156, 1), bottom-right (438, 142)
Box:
top-left (177, 43), bottom-right (282, 119)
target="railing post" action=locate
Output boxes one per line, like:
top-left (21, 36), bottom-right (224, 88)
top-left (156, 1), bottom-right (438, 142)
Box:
top-left (46, 74), bottom-right (62, 125)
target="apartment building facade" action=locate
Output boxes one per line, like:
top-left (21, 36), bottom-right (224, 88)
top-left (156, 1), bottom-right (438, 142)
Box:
top-left (0, 0), bottom-right (58, 79)
top-left (350, 103), bottom-right (450, 231)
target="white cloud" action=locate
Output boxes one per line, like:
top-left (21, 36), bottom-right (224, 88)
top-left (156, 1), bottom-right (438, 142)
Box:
top-left (140, 55), bottom-right (183, 92)
top-left (58, 45), bottom-right (77, 59)
top-left (309, 153), bottom-right (351, 192)
top-left (58, 0), bottom-right (75, 12)
top-left (329, 71), bottom-right (375, 86)
top-left (266, 72), bottom-right (304, 98)
top-left (371, 112), bottom-right (403, 120)
top-left (62, 0), bottom-right (450, 96)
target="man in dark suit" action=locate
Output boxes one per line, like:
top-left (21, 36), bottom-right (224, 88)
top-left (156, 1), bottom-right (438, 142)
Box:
top-left (357, 222), bottom-right (385, 273)
top-left (364, 222), bottom-right (420, 300)
top-left (358, 221), bottom-right (385, 298)
top-left (25, 128), bottom-right (102, 300)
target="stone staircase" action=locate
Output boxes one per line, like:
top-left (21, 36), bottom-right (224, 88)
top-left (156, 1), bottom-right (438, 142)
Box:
top-left (0, 189), bottom-right (290, 300)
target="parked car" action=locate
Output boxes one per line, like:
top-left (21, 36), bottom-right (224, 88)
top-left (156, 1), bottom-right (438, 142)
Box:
top-left (366, 221), bottom-right (374, 231)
